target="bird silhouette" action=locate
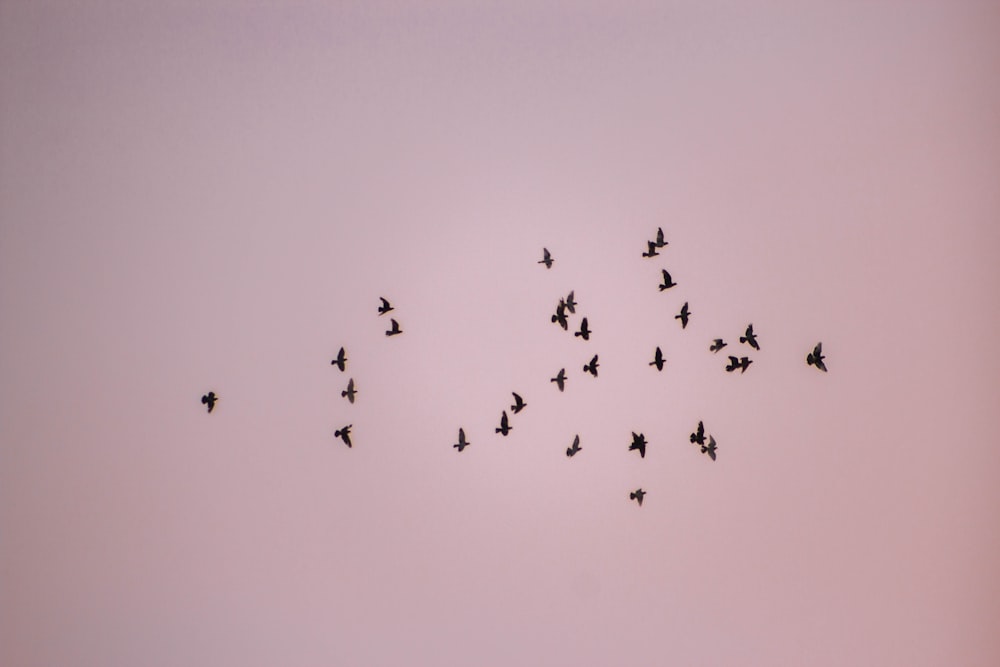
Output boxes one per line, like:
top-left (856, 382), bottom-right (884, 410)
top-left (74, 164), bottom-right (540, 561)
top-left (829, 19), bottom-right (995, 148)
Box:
top-left (726, 356), bottom-right (753, 373)
top-left (583, 354), bottom-right (599, 377)
top-left (334, 425), bottom-right (353, 447)
top-left (701, 435), bottom-right (717, 461)
top-left (658, 269), bottom-right (677, 291)
top-left (629, 431), bottom-right (647, 458)
top-left (496, 410), bottom-right (512, 436)
top-left (709, 338), bottom-right (727, 353)
top-left (654, 227), bottom-right (668, 248)
top-left (510, 392), bottom-right (527, 414)
top-left (331, 346), bottom-right (347, 371)
top-left (341, 378), bottom-right (357, 404)
top-left (566, 434), bottom-right (582, 457)
top-left (200, 391), bottom-right (218, 413)
top-left (454, 428), bottom-right (470, 452)
top-left (552, 301), bottom-right (569, 330)
top-left (675, 302), bottom-right (691, 328)
top-left (650, 346), bottom-right (665, 371)
top-left (690, 420), bottom-right (705, 446)
top-left (551, 368), bottom-right (567, 392)
top-left (539, 248), bottom-right (554, 269)
top-left (574, 317), bottom-right (591, 340)
top-left (385, 318), bottom-right (402, 336)
top-left (740, 324), bottom-right (760, 350)
top-left (642, 241), bottom-right (660, 258)
top-left (807, 342), bottom-right (827, 372)
top-left (378, 297), bottom-right (394, 316)
top-left (565, 290), bottom-right (577, 314)
top-left (630, 488), bottom-right (646, 506)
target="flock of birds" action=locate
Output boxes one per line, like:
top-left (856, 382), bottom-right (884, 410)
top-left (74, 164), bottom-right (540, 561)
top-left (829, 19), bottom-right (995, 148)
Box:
top-left (200, 227), bottom-right (828, 507)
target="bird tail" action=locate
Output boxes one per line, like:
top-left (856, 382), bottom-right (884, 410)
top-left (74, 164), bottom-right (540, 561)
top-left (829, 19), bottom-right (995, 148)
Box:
top-left (495, 427), bottom-right (501, 434)
top-left (807, 353), bottom-right (815, 365)
top-left (739, 336), bottom-right (747, 344)
top-left (334, 430), bottom-right (341, 438)
top-left (630, 492), bottom-right (637, 500)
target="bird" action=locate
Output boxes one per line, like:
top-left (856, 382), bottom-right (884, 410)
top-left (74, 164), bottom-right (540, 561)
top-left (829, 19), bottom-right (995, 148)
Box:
top-left (642, 241), bottom-right (660, 258)
top-left (629, 431), bottom-right (647, 458)
top-left (583, 354), bottom-right (599, 377)
top-left (334, 425), bottom-right (353, 447)
top-left (510, 392), bottom-right (527, 414)
top-left (385, 318), bottom-right (402, 336)
top-left (709, 338), bottom-right (727, 353)
top-left (574, 317), bottom-right (591, 340)
top-left (630, 488), bottom-right (647, 506)
top-left (551, 368), bottom-right (567, 392)
top-left (496, 410), bottom-right (512, 436)
top-left (650, 346), bottom-right (665, 371)
top-left (565, 290), bottom-right (577, 314)
top-left (539, 248), bottom-right (553, 269)
top-left (552, 301), bottom-right (569, 330)
top-left (378, 297), bottom-right (394, 316)
top-left (654, 227), bottom-right (668, 248)
top-left (675, 302), bottom-right (691, 328)
top-left (807, 342), bottom-right (827, 372)
top-left (341, 378), bottom-right (357, 404)
top-left (701, 435), bottom-right (718, 461)
top-left (690, 420), bottom-right (705, 446)
top-left (331, 346), bottom-right (347, 371)
top-left (566, 435), bottom-right (582, 457)
top-left (658, 269), bottom-right (677, 291)
top-left (726, 356), bottom-right (753, 373)
top-left (454, 428), bottom-right (470, 452)
top-left (200, 391), bottom-right (218, 413)
top-left (740, 324), bottom-right (760, 350)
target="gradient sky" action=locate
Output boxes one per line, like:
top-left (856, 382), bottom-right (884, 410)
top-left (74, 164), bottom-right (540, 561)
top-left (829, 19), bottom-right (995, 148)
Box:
top-left (2, 2), bottom-right (1000, 665)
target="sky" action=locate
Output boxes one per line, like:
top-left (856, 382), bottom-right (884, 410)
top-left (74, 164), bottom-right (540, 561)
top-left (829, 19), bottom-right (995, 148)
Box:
top-left (2, 1), bottom-right (1000, 665)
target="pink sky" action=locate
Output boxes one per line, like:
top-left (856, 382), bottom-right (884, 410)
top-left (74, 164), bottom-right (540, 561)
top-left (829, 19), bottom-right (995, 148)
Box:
top-left (2, 1), bottom-right (1000, 665)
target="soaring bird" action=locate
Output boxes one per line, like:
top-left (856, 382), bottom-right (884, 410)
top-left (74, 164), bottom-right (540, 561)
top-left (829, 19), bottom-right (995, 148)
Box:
top-left (675, 302), bottom-right (691, 328)
top-left (642, 241), bottom-right (660, 258)
top-left (552, 301), bottom-right (569, 330)
top-left (709, 339), bottom-right (727, 353)
top-left (583, 354), bottom-right (599, 377)
top-left (654, 227), bottom-right (668, 248)
top-left (551, 368), bottom-right (567, 392)
top-left (690, 420), bottom-right (705, 446)
top-left (378, 297), bottom-right (394, 316)
top-left (701, 435), bottom-right (718, 461)
top-left (630, 488), bottom-right (647, 506)
top-left (201, 391), bottom-right (218, 413)
top-left (565, 290), bottom-right (577, 314)
top-left (807, 342), bottom-right (828, 372)
top-left (650, 346), bottom-right (665, 371)
top-left (341, 378), bottom-right (357, 404)
top-left (385, 318), bottom-right (402, 336)
top-left (629, 431), bottom-right (647, 458)
top-left (496, 410), bottom-right (512, 436)
top-left (658, 269), bottom-right (677, 291)
top-left (566, 435), bottom-right (582, 457)
top-left (574, 317), bottom-right (592, 340)
top-left (539, 248), bottom-right (554, 269)
top-left (726, 356), bottom-right (753, 373)
top-left (335, 425), bottom-right (353, 448)
top-left (740, 324), bottom-right (760, 350)
top-left (454, 428), bottom-right (471, 452)
top-left (331, 346), bottom-right (347, 371)
top-left (510, 392), bottom-right (527, 414)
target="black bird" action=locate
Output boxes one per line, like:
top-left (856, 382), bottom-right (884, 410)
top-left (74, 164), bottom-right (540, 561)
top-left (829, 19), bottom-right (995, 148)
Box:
top-left (334, 425), bottom-right (353, 448)
top-left (642, 241), bottom-right (660, 258)
top-left (552, 301), bottom-right (569, 330)
top-left (201, 391), bottom-right (218, 413)
top-left (629, 431), bottom-right (647, 458)
top-left (690, 420), bottom-right (705, 446)
top-left (539, 247), bottom-right (554, 269)
top-left (709, 338), bottom-right (727, 353)
top-left (658, 269), bottom-right (677, 291)
top-left (496, 410), bottom-right (512, 436)
top-left (551, 368), bottom-right (567, 392)
top-left (510, 392), bottom-right (527, 414)
top-left (566, 434), bottom-right (582, 457)
top-left (654, 227), bottom-right (668, 248)
top-left (378, 297), bottom-right (394, 316)
top-left (630, 488), bottom-right (647, 506)
top-left (650, 346), bottom-right (665, 371)
top-left (726, 356), bottom-right (753, 373)
top-left (701, 435), bottom-right (718, 461)
top-left (583, 354), bottom-right (599, 377)
top-left (565, 290), bottom-right (577, 314)
top-left (807, 342), bottom-right (828, 372)
top-left (341, 378), bottom-right (357, 404)
top-left (740, 324), bottom-right (760, 350)
top-left (454, 428), bottom-right (470, 452)
top-left (675, 302), bottom-right (691, 328)
top-left (331, 346), bottom-right (347, 371)
top-left (574, 317), bottom-right (591, 340)
top-left (385, 318), bottom-right (402, 336)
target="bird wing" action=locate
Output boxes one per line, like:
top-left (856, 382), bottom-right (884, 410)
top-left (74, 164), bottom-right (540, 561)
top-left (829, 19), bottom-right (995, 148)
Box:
top-left (815, 342), bottom-right (823, 355)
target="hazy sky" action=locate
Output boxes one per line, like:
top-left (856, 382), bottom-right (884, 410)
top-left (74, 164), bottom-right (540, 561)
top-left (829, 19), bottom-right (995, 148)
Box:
top-left (2, 2), bottom-right (1000, 665)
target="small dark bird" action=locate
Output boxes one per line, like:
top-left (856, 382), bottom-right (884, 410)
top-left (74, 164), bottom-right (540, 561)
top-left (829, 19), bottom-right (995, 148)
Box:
top-left (378, 297), bottom-right (394, 316)
top-left (566, 434), bottom-right (582, 457)
top-left (740, 324), bottom-right (760, 350)
top-left (642, 241), bottom-right (660, 258)
top-left (574, 317), bottom-right (591, 340)
top-left (654, 227), bottom-right (668, 248)
top-left (650, 346), bottom-right (665, 371)
top-left (539, 247), bottom-right (553, 269)
top-left (701, 435), bottom-right (717, 461)
top-left (552, 301), bottom-right (569, 330)
top-left (583, 354), bottom-right (599, 377)
top-left (629, 431), bottom-right (647, 458)
top-left (709, 339), bottom-right (727, 353)
top-left (385, 318), bottom-right (402, 336)
top-left (341, 378), bottom-right (357, 404)
top-left (334, 425), bottom-right (353, 447)
top-left (690, 420), bottom-right (705, 446)
top-left (658, 269), bottom-right (677, 291)
top-left (551, 368), bottom-right (567, 392)
top-left (726, 356), bottom-right (753, 373)
top-left (510, 392), bottom-right (527, 414)
top-left (454, 428), bottom-right (470, 452)
top-left (496, 410), bottom-right (512, 436)
top-left (565, 290), bottom-right (577, 314)
top-left (201, 391), bottom-right (218, 413)
top-left (807, 342), bottom-right (827, 372)
top-left (630, 488), bottom-right (647, 506)
top-left (675, 302), bottom-right (691, 328)
top-left (331, 346), bottom-right (347, 371)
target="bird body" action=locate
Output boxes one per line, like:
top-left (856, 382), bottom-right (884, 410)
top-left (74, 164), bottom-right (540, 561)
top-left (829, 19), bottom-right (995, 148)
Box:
top-left (341, 378), bottom-right (357, 403)
top-left (201, 391), bottom-right (218, 413)
top-left (331, 346), bottom-right (347, 371)
top-left (709, 339), bottom-right (727, 353)
top-left (378, 297), bottom-right (394, 316)
top-left (629, 431), bottom-right (647, 458)
top-left (385, 318), bottom-right (402, 336)
top-left (658, 269), bottom-right (676, 291)
top-left (675, 302), bottom-right (691, 328)
top-left (574, 317), bottom-right (591, 340)
top-left (583, 354), bottom-right (599, 377)
top-left (539, 248), bottom-right (553, 268)
top-left (740, 324), bottom-right (760, 350)
top-left (454, 428), bottom-right (470, 452)
top-left (335, 425), bottom-right (353, 447)
top-left (650, 346), bottom-right (665, 371)
top-left (551, 368), bottom-right (567, 392)
top-left (566, 435), bottom-right (582, 457)
top-left (807, 342), bottom-right (827, 372)
top-left (496, 410), bottom-right (512, 436)
top-left (630, 488), bottom-right (646, 506)
top-left (511, 392), bottom-right (527, 414)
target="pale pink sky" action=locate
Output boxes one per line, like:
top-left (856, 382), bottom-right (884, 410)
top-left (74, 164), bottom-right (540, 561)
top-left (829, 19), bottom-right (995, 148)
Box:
top-left (2, 1), bottom-right (1000, 665)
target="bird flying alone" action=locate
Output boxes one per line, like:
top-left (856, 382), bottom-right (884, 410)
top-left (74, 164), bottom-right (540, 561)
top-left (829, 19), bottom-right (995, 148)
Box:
top-left (709, 338), bottom-right (727, 353)
top-left (642, 241), bottom-right (659, 258)
top-left (566, 435), bottom-right (582, 457)
top-left (496, 410), bottom-right (512, 436)
top-left (341, 378), bottom-right (357, 404)
top-left (564, 290), bottom-right (577, 314)
top-left (201, 391), bottom-right (218, 413)
top-left (583, 354), bottom-right (599, 377)
top-left (740, 323), bottom-right (760, 350)
top-left (675, 302), bottom-right (691, 328)
top-left (335, 425), bottom-right (353, 448)
top-left (331, 346), bottom-right (347, 371)
top-left (690, 420), bottom-right (705, 446)
top-left (726, 356), bottom-right (753, 373)
top-left (630, 488), bottom-right (647, 506)
top-left (454, 428), bottom-right (470, 452)
top-left (552, 301), bottom-right (569, 330)
top-left (658, 269), bottom-right (676, 291)
top-left (510, 392), bottom-right (527, 414)
top-left (702, 435), bottom-right (718, 461)
top-left (378, 297), bottom-right (394, 316)
top-left (807, 342), bottom-right (828, 372)
top-left (551, 368), bottom-right (567, 392)
top-left (539, 247), bottom-right (553, 269)
top-left (650, 346), bottom-right (665, 371)
top-left (654, 227), bottom-right (668, 248)
top-left (575, 317), bottom-right (591, 340)
top-left (385, 318), bottom-right (402, 336)
top-left (629, 431), bottom-right (648, 458)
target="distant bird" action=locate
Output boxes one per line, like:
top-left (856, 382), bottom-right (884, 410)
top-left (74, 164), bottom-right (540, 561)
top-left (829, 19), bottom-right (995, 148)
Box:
top-left (454, 428), bottom-right (471, 452)
top-left (690, 420), bottom-right (705, 446)
top-left (740, 324), bottom-right (760, 350)
top-left (334, 425), bottom-right (353, 448)
top-left (551, 368), bottom-right (567, 392)
top-left (566, 434), bottom-right (582, 457)
top-left (510, 392), bottom-right (527, 414)
top-left (583, 355), bottom-right (599, 377)
top-left (630, 488), bottom-right (647, 506)
top-left (496, 410), bottom-right (512, 436)
top-left (539, 247), bottom-right (554, 269)
top-left (565, 290), bottom-right (577, 314)
top-left (658, 269), bottom-right (677, 291)
top-left (574, 317), bottom-right (592, 340)
top-left (378, 297), bottom-right (394, 316)
top-left (654, 227), bottom-right (668, 248)
top-left (701, 435), bottom-right (718, 461)
top-left (675, 302), bottom-right (691, 328)
top-left (807, 342), bottom-right (828, 372)
top-left (552, 301), bottom-right (569, 330)
top-left (650, 346), bottom-right (665, 371)
top-left (331, 346), bottom-right (347, 371)
top-left (642, 241), bottom-right (660, 258)
top-left (385, 318), bottom-right (402, 336)
top-left (629, 431), bottom-right (647, 458)
top-left (709, 338), bottom-right (728, 353)
top-left (341, 378), bottom-right (357, 404)
top-left (200, 391), bottom-right (218, 413)
top-left (726, 356), bottom-right (753, 373)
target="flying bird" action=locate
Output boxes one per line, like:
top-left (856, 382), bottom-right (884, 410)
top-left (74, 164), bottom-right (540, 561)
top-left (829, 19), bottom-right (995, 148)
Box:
top-left (583, 354), bottom-right (599, 377)
top-left (496, 410), bottom-right (512, 436)
top-left (726, 356), bottom-right (753, 373)
top-left (807, 342), bottom-right (828, 372)
top-left (510, 392), bottom-right (527, 414)
top-left (690, 420), bottom-right (705, 446)
top-left (385, 318), bottom-right (402, 336)
top-left (654, 227), bottom-right (668, 248)
top-left (552, 301), bottom-right (569, 330)
top-left (378, 297), bottom-right (394, 316)
top-left (642, 241), bottom-right (660, 258)
top-left (566, 434), bottom-right (582, 457)
top-left (740, 324), bottom-right (760, 350)
top-left (574, 317), bottom-right (592, 340)
top-left (650, 346), bottom-right (665, 371)
top-left (539, 248), bottom-right (554, 269)
top-left (630, 488), bottom-right (647, 506)
top-left (551, 368), bottom-right (567, 392)
top-left (658, 269), bottom-right (677, 291)
top-left (200, 391), bottom-right (218, 413)
top-left (341, 378), bottom-right (357, 404)
top-left (331, 346), bottom-right (347, 371)
top-left (454, 428), bottom-right (470, 452)
top-left (701, 435), bottom-right (718, 461)
top-left (709, 339), bottom-right (727, 353)
top-left (675, 302), bottom-right (691, 328)
top-left (565, 290), bottom-right (577, 314)
top-left (629, 431), bottom-right (647, 458)
top-left (334, 425), bottom-right (353, 448)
